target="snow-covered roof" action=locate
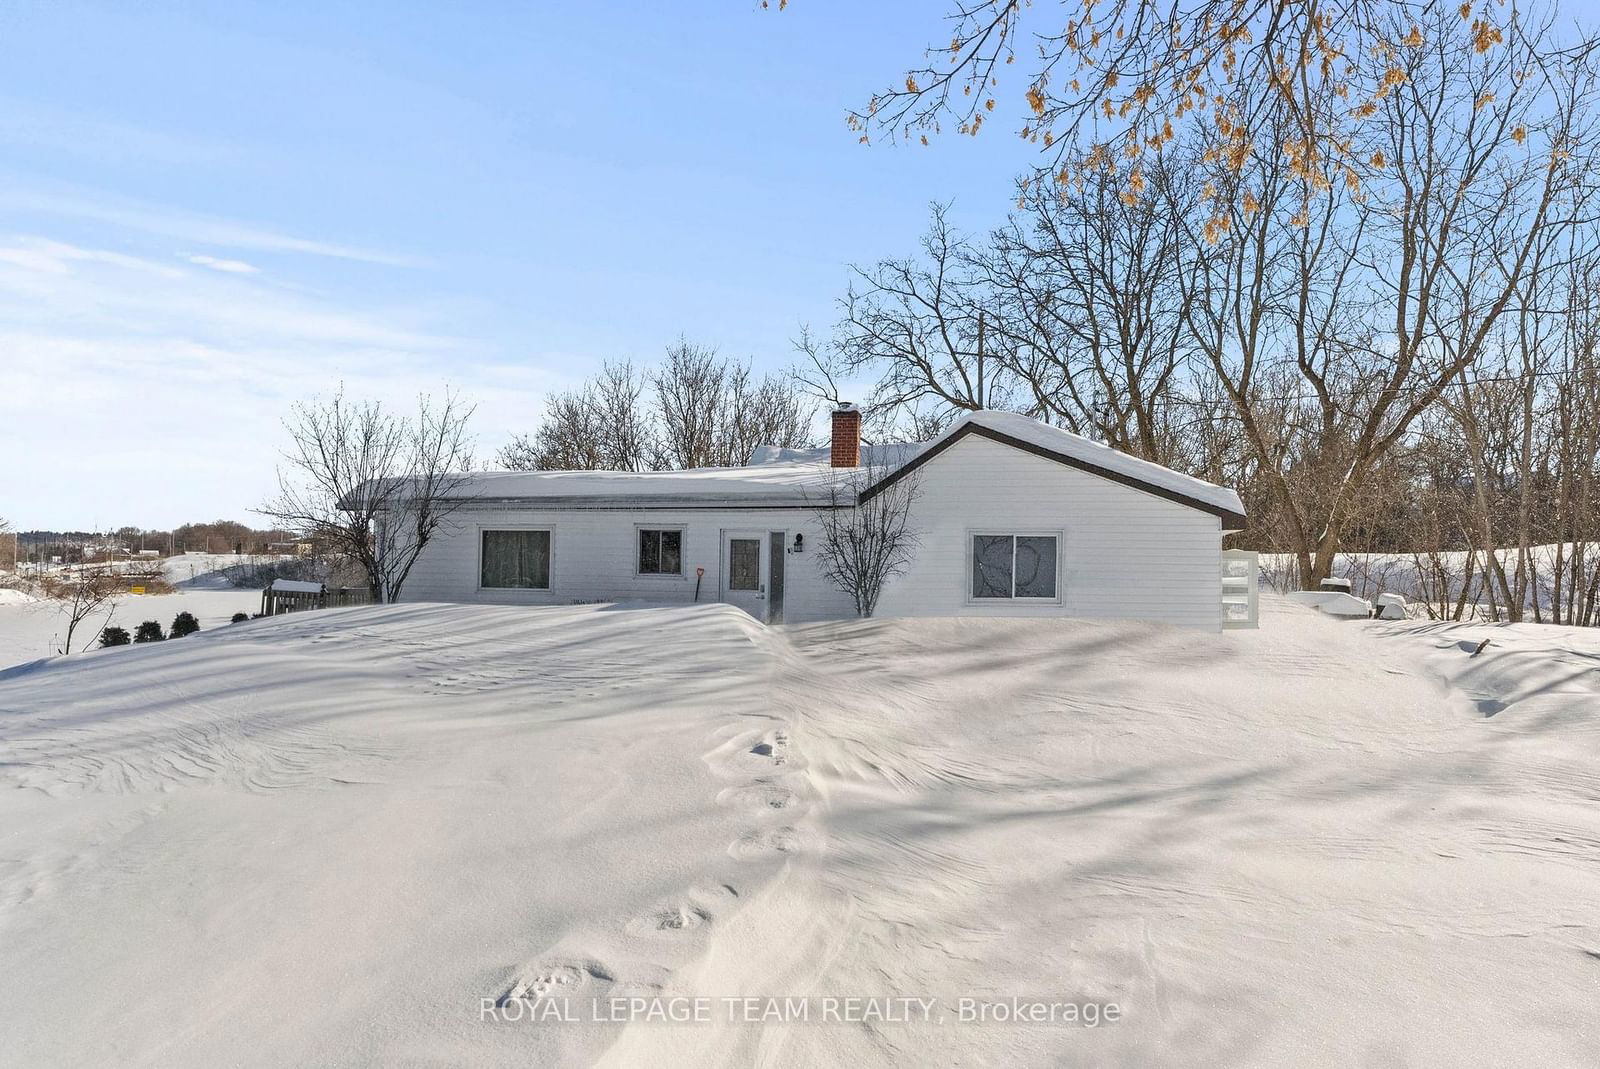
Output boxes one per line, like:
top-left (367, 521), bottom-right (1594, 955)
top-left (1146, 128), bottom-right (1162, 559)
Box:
top-left (376, 410), bottom-right (1245, 525)
top-left (747, 441), bottom-right (928, 468)
top-left (861, 410), bottom-right (1248, 528)
top-left (431, 463), bottom-right (840, 508)
top-left (269, 579), bottom-right (324, 593)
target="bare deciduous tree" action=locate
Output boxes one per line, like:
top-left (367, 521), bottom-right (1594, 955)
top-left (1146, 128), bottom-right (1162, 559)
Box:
top-left (654, 339), bottom-right (815, 468)
top-left (499, 340), bottom-right (812, 472)
top-left (830, 203), bottom-right (1009, 421)
top-left (1547, 260), bottom-right (1600, 625)
top-left (1143, 6), bottom-right (1599, 586)
top-left (47, 569), bottom-right (120, 655)
top-left (831, 0), bottom-right (1523, 232)
top-left (810, 465), bottom-right (922, 617)
top-left (994, 153), bottom-right (1192, 462)
top-left (261, 387), bottom-right (476, 604)
top-left (807, 184), bottom-right (1192, 462)
top-left (498, 361), bottom-right (660, 472)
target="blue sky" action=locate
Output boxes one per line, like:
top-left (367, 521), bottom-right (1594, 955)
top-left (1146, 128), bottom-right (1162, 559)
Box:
top-left (0, 1), bottom-right (1042, 528)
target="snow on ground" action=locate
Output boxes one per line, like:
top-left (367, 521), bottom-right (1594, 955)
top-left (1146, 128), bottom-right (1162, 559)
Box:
top-left (0, 589), bottom-right (263, 668)
top-left (1262, 543), bottom-right (1600, 621)
top-left (0, 552), bottom-right (280, 666)
top-left (2, 597), bottom-right (1597, 1066)
top-left (162, 551), bottom-right (259, 587)
top-left (160, 551), bottom-right (299, 589)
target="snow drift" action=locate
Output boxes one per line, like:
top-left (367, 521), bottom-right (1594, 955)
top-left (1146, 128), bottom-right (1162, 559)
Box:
top-left (1, 598), bottom-right (1597, 1066)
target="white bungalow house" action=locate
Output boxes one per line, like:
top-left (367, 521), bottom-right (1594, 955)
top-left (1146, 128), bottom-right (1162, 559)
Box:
top-left (395, 406), bottom-right (1249, 630)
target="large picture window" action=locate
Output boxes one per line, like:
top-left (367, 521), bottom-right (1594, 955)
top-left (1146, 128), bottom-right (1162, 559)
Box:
top-left (481, 529), bottom-right (551, 589)
top-left (638, 528), bottom-right (683, 576)
top-left (971, 534), bottom-right (1058, 600)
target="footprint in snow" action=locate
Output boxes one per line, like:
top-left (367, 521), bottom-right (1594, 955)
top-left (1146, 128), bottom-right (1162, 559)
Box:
top-left (498, 959), bottom-right (614, 1007)
top-left (717, 782), bottom-right (798, 813)
top-left (728, 826), bottom-right (801, 862)
top-left (626, 904), bottom-right (712, 938)
top-left (749, 730), bottom-right (790, 765)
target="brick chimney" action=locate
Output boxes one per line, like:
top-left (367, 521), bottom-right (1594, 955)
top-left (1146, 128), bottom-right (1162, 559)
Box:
top-left (830, 403), bottom-right (861, 468)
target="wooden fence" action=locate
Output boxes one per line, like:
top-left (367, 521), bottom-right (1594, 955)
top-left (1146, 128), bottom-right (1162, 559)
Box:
top-left (260, 585), bottom-right (375, 617)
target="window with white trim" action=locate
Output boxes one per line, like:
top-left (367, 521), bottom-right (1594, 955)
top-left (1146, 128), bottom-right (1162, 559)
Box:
top-left (637, 528), bottom-right (683, 576)
top-left (481, 529), bottom-right (551, 589)
top-left (971, 534), bottom-right (1058, 600)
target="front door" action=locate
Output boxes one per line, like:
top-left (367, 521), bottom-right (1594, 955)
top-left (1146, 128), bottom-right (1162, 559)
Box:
top-left (722, 531), bottom-right (767, 621)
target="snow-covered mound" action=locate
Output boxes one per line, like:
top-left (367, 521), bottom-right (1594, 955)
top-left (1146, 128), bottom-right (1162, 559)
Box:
top-left (1, 602), bottom-right (793, 1067)
top-left (1284, 587), bottom-right (1375, 616)
top-left (2, 598), bottom-right (1597, 1066)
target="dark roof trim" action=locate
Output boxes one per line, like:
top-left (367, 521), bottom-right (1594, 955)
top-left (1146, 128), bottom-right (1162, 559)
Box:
top-left (858, 422), bottom-right (1248, 530)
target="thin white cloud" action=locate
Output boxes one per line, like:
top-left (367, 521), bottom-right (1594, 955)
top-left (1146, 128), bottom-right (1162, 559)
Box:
top-left (0, 235), bottom-right (547, 528)
top-left (188, 253), bottom-right (259, 274)
top-left (0, 186), bottom-right (425, 268)
top-left (0, 236), bottom-right (444, 351)
top-left (0, 237), bottom-right (185, 278)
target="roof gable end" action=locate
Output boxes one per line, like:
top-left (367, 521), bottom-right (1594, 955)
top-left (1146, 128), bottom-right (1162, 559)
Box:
top-left (859, 417), bottom-right (1248, 531)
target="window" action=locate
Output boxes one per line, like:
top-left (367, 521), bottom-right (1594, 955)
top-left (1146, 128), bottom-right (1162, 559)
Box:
top-left (638, 528), bottom-right (683, 576)
top-left (971, 534), bottom-right (1058, 600)
top-left (728, 538), bottom-right (761, 590)
top-left (481, 530), bottom-right (550, 589)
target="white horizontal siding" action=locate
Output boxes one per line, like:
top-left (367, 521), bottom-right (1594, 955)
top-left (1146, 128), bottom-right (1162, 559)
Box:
top-left (874, 435), bottom-right (1222, 630)
top-left (400, 436), bottom-right (1225, 630)
top-left (398, 507), bottom-right (858, 623)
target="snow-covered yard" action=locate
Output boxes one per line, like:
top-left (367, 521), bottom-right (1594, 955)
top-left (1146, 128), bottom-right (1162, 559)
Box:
top-left (0, 589), bottom-right (264, 668)
top-left (0, 552), bottom-right (281, 667)
top-left (1, 598), bottom-right (1597, 1066)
